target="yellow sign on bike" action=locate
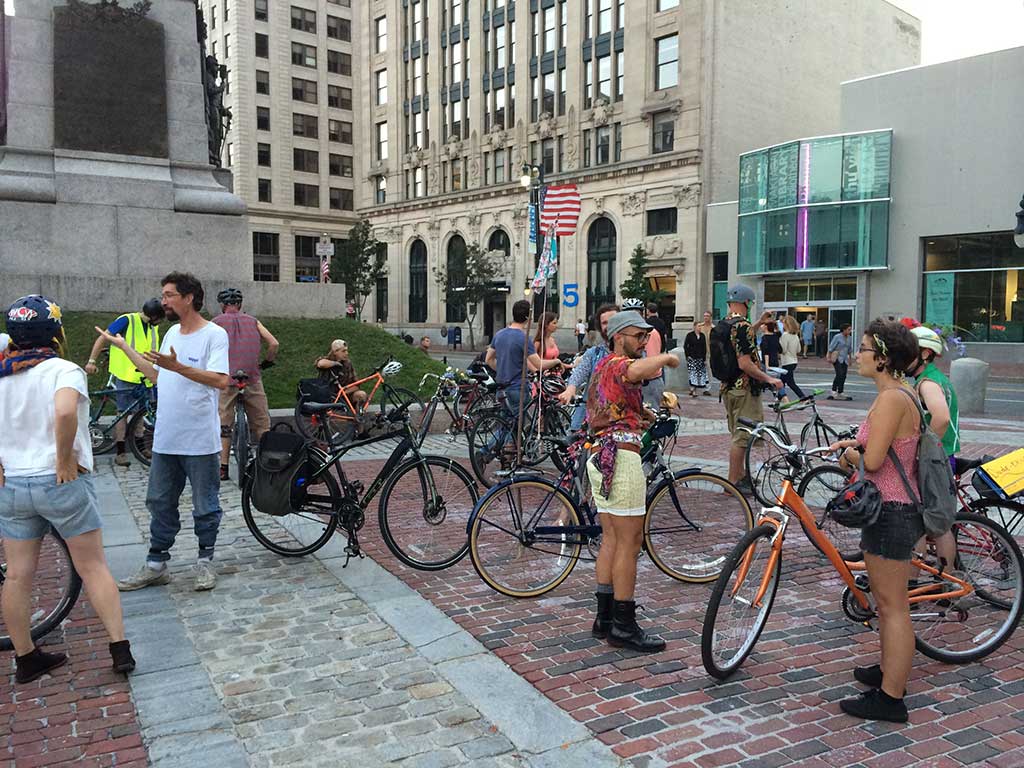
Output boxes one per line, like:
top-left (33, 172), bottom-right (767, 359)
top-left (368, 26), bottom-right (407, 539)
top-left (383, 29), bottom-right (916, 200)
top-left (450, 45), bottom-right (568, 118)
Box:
top-left (979, 448), bottom-right (1024, 499)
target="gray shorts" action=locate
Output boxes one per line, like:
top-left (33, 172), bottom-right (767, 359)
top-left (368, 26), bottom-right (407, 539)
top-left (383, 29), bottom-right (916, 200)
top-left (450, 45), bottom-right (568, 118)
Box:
top-left (860, 501), bottom-right (925, 562)
top-left (0, 473), bottom-right (103, 541)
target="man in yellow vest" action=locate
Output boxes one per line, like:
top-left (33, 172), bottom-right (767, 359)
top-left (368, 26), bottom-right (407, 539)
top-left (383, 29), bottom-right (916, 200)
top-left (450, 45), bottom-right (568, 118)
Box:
top-left (86, 299), bottom-right (165, 466)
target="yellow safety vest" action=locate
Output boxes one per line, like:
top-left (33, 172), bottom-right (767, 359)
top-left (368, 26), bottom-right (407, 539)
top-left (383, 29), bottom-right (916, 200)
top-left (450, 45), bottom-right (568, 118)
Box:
top-left (108, 313), bottom-right (159, 387)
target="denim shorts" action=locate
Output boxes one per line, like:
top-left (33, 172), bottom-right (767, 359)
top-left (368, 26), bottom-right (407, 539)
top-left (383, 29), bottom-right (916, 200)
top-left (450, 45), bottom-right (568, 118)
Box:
top-left (860, 501), bottom-right (925, 562)
top-left (0, 473), bottom-right (103, 541)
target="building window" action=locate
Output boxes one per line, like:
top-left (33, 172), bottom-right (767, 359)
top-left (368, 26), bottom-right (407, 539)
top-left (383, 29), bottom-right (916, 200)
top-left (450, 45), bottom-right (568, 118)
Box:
top-left (598, 0), bottom-right (612, 35)
top-left (293, 183), bottom-right (320, 208)
top-left (328, 50), bottom-right (351, 75)
top-left (293, 148), bottom-right (319, 173)
top-left (328, 85), bottom-right (352, 109)
top-left (409, 240), bottom-right (428, 322)
top-left (210, 4), bottom-right (217, 28)
top-left (255, 33), bottom-right (269, 58)
top-left (329, 119), bottom-right (352, 143)
top-left (255, 69), bottom-right (270, 95)
top-left (327, 0), bottom-right (351, 5)
top-left (256, 106), bottom-right (270, 131)
top-left (587, 216), bottom-right (617, 318)
top-left (376, 277), bottom-right (389, 322)
top-left (445, 235), bottom-right (468, 322)
top-left (376, 69), bottom-right (388, 105)
top-left (595, 125), bottom-right (611, 165)
top-left (257, 178), bottom-right (272, 203)
top-left (330, 188), bottom-right (354, 211)
top-left (292, 113), bottom-right (318, 138)
top-left (542, 138), bottom-right (555, 175)
top-left (253, 232), bottom-right (279, 282)
top-left (582, 129), bottom-right (591, 168)
top-left (257, 143), bottom-right (271, 166)
top-left (290, 6), bottom-right (317, 33)
top-left (376, 122), bottom-right (389, 160)
top-left (493, 148), bottom-right (506, 184)
top-left (254, 0), bottom-right (267, 21)
top-left (652, 111), bottom-right (674, 153)
top-left (292, 77), bottom-right (317, 104)
top-left (657, 0), bottom-right (679, 9)
top-left (327, 15), bottom-right (350, 41)
top-left (291, 42), bottom-right (317, 68)
top-left (375, 176), bottom-right (387, 204)
top-left (646, 208), bottom-right (678, 236)
top-left (375, 16), bottom-right (388, 53)
top-left (329, 153), bottom-right (353, 177)
top-left (655, 35), bottom-right (679, 89)
top-left (224, 34), bottom-right (230, 59)
top-left (295, 235), bottom-right (320, 281)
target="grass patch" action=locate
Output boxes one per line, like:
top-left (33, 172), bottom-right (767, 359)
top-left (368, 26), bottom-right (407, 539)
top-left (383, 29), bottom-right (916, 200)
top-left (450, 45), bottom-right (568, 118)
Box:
top-left (61, 312), bottom-right (445, 409)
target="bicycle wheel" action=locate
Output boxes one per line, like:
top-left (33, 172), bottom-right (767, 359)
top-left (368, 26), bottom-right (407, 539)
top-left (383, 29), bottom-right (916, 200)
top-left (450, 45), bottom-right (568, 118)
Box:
top-left (913, 512), bottom-right (1024, 664)
top-left (645, 472), bottom-right (754, 583)
top-left (468, 412), bottom-right (514, 488)
top-left (382, 386), bottom-right (426, 431)
top-left (241, 456), bottom-right (341, 556)
top-left (800, 418), bottom-right (840, 450)
top-left (233, 407), bottom-right (250, 482)
top-left (468, 479), bottom-right (582, 598)
top-left (543, 405), bottom-right (572, 473)
top-left (126, 407), bottom-right (155, 467)
top-left (745, 428), bottom-right (790, 507)
top-left (796, 464), bottom-right (861, 562)
top-left (970, 498), bottom-right (1024, 537)
top-left (701, 524), bottom-right (782, 680)
top-left (88, 394), bottom-right (117, 455)
top-left (295, 400), bottom-right (356, 445)
top-left (462, 390), bottom-right (498, 432)
top-left (0, 529), bottom-right (83, 651)
top-left (378, 456), bottom-right (478, 570)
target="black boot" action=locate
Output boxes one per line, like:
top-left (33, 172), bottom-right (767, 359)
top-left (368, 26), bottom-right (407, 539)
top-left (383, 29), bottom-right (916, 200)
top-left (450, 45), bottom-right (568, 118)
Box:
top-left (608, 600), bottom-right (666, 653)
top-left (14, 647), bottom-right (68, 684)
top-left (110, 640), bottom-right (136, 675)
top-left (592, 592), bottom-right (613, 639)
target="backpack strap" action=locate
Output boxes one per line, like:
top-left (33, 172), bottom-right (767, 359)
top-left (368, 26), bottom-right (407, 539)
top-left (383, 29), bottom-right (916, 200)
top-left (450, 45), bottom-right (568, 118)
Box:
top-left (891, 386), bottom-right (927, 436)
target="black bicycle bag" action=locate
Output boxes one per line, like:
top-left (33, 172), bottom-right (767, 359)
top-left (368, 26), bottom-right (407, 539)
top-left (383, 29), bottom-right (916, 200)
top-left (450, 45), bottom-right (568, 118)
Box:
top-left (249, 424), bottom-right (311, 517)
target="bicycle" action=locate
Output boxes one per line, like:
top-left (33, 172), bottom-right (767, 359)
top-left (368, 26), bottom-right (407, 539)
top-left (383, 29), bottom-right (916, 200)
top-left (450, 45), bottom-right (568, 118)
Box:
top-left (0, 527), bottom-right (82, 651)
top-left (294, 357), bottom-right (425, 445)
top-left (466, 412), bottom-right (754, 598)
top-left (88, 380), bottom-right (156, 466)
top-left (228, 370), bottom-right (253, 481)
top-left (242, 402), bottom-right (478, 571)
top-left (418, 367), bottom-right (498, 439)
top-left (701, 420), bottom-right (1024, 680)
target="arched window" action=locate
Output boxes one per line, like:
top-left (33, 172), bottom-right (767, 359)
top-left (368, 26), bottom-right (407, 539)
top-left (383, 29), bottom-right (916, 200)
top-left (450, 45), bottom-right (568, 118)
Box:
top-left (587, 217), bottom-right (617, 318)
top-left (409, 239), bottom-right (427, 323)
top-left (487, 228), bottom-right (511, 259)
top-left (446, 234), bottom-right (467, 323)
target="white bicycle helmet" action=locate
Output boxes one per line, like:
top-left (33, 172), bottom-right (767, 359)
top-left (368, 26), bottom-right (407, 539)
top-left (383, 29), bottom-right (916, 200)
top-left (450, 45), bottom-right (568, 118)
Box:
top-left (910, 326), bottom-right (944, 356)
top-left (621, 297), bottom-right (645, 311)
top-left (382, 360), bottom-right (404, 377)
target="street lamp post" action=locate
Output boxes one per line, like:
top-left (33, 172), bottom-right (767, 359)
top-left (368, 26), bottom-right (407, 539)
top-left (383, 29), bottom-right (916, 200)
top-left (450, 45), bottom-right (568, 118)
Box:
top-left (1014, 195), bottom-right (1024, 249)
top-left (520, 163), bottom-right (546, 309)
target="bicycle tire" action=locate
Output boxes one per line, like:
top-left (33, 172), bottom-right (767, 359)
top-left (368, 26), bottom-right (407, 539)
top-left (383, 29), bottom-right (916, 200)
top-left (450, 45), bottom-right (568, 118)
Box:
top-left (645, 471), bottom-right (754, 584)
top-left (745, 427), bottom-right (791, 507)
top-left (544, 405), bottom-right (572, 473)
top-left (796, 464), bottom-right (861, 562)
top-left (468, 478), bottom-right (582, 598)
top-left (800, 419), bottom-right (840, 450)
top-left (233, 405), bottom-right (250, 483)
top-left (970, 498), bottom-right (1024, 537)
top-left (468, 412), bottom-right (514, 488)
top-left (0, 529), bottom-right (83, 651)
top-left (126, 407), bottom-right (155, 467)
top-left (382, 386), bottom-right (426, 432)
top-left (88, 393), bottom-right (117, 455)
top-left (913, 512), bottom-right (1024, 665)
top-left (701, 524), bottom-right (782, 680)
top-left (378, 456), bottom-right (478, 570)
top-left (241, 458), bottom-right (341, 556)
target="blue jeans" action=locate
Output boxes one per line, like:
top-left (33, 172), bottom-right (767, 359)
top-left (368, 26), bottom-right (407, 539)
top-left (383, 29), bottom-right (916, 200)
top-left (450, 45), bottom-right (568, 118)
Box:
top-left (146, 452), bottom-right (222, 562)
top-left (484, 385), bottom-right (527, 456)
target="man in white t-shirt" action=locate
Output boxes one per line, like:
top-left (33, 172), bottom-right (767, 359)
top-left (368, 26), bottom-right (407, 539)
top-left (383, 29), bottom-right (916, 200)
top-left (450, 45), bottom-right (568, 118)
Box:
top-left (97, 273), bottom-right (230, 592)
top-left (574, 319), bottom-right (587, 353)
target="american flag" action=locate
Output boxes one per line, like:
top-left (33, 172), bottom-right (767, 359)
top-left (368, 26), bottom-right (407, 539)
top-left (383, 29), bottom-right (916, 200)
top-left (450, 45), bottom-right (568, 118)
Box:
top-left (540, 184), bottom-right (581, 236)
top-left (320, 256), bottom-right (331, 283)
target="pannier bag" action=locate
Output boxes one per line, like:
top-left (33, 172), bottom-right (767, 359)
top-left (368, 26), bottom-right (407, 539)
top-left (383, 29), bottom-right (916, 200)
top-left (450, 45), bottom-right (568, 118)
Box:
top-left (296, 377), bottom-right (338, 405)
top-left (249, 424), bottom-right (311, 517)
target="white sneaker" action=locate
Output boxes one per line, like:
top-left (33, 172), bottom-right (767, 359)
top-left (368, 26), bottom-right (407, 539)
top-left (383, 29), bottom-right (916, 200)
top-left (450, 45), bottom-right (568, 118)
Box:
top-left (117, 563), bottom-right (170, 592)
top-left (194, 560), bottom-right (217, 591)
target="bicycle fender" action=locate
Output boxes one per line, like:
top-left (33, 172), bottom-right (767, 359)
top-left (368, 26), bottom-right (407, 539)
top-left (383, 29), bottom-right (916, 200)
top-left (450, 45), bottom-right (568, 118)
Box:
top-left (465, 474), bottom-right (559, 535)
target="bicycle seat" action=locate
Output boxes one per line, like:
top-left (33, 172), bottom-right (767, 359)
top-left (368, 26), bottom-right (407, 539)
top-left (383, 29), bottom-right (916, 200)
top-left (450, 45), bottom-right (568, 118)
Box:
top-left (953, 455), bottom-right (994, 475)
top-left (299, 401), bottom-right (341, 415)
top-left (467, 371), bottom-right (490, 382)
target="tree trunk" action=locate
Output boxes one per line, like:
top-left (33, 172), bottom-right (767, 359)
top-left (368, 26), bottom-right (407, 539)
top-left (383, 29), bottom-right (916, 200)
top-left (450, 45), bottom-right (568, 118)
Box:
top-left (467, 304), bottom-right (478, 351)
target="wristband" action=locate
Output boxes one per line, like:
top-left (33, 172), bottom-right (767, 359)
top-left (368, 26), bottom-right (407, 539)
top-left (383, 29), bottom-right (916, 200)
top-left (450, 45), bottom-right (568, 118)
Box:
top-left (87, 358), bottom-right (97, 365)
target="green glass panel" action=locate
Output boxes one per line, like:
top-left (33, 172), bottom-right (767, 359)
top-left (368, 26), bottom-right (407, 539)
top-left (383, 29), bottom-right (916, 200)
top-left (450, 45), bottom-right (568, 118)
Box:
top-left (766, 210), bottom-right (796, 271)
top-left (842, 132), bottom-right (891, 200)
top-left (839, 202), bottom-right (888, 268)
top-left (787, 282), bottom-right (808, 302)
top-left (767, 143), bottom-right (798, 210)
top-left (739, 152), bottom-right (767, 214)
top-left (924, 272), bottom-right (955, 327)
top-left (810, 279), bottom-right (832, 301)
top-left (738, 214), bottom-right (766, 274)
top-left (712, 282), bottom-right (728, 321)
top-left (764, 281), bottom-right (786, 302)
top-left (833, 279), bottom-right (857, 300)
top-left (801, 136), bottom-right (843, 204)
top-left (806, 205), bottom-right (842, 269)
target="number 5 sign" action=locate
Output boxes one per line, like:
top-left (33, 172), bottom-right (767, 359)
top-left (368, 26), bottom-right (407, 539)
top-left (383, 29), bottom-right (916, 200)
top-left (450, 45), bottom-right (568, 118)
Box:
top-left (562, 283), bottom-right (579, 308)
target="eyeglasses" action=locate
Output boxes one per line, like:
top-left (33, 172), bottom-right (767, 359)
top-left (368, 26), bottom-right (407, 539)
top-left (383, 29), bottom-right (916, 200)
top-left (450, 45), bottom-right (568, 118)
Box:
top-left (857, 346), bottom-right (876, 354)
top-left (622, 331), bottom-right (651, 341)
top-left (160, 291), bottom-right (181, 300)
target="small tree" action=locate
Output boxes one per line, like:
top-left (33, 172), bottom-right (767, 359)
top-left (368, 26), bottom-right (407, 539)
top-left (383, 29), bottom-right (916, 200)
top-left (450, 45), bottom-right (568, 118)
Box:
top-left (330, 219), bottom-right (388, 321)
top-left (434, 242), bottom-right (501, 350)
top-left (619, 244), bottom-right (669, 305)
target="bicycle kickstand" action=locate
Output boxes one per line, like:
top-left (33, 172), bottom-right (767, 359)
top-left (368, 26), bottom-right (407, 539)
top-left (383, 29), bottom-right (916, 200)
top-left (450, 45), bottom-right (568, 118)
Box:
top-left (342, 532), bottom-right (364, 568)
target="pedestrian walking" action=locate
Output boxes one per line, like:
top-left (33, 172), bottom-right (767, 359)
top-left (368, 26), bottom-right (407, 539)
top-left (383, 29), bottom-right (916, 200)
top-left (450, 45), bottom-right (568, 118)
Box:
top-left (827, 323), bottom-right (855, 400)
top-left (800, 314), bottom-right (815, 358)
top-left (574, 318), bottom-right (587, 353)
top-left (710, 286), bottom-right (781, 493)
top-left (212, 288), bottom-right (278, 481)
top-left (85, 298), bottom-right (165, 466)
top-left (557, 304), bottom-right (619, 430)
top-left (814, 319), bottom-right (828, 357)
top-left (759, 321), bottom-right (781, 369)
top-left (779, 315), bottom-right (806, 399)
top-left (683, 321), bottom-right (709, 397)
top-left (828, 319), bottom-right (924, 722)
top-left (587, 310), bottom-right (681, 653)
top-left (1, 295), bottom-right (135, 683)
top-left (98, 272), bottom-right (230, 593)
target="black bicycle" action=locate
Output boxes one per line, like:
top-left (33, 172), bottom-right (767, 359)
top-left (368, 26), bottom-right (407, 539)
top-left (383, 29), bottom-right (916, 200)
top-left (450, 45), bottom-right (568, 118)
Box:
top-left (88, 380), bottom-right (156, 465)
top-left (242, 403), bottom-right (478, 571)
top-left (0, 528), bottom-right (82, 651)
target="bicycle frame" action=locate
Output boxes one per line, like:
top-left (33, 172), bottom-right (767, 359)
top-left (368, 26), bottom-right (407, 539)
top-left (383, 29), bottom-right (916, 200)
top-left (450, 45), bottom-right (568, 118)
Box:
top-left (312, 370), bottom-right (388, 431)
top-left (90, 388), bottom-right (154, 435)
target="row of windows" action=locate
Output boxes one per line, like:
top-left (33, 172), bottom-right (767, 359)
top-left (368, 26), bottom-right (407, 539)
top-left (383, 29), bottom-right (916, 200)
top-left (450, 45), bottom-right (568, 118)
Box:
top-left (253, 33), bottom-right (352, 75)
top-left (253, 182), bottom-right (353, 210)
top-left (289, 78), bottom-right (352, 109)
top-left (252, 231), bottom-right (350, 283)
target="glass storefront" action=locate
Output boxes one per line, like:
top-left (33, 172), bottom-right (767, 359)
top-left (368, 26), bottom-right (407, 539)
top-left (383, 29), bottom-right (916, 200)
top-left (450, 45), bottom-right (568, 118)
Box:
top-left (738, 130), bottom-right (892, 275)
top-left (763, 276), bottom-right (857, 340)
top-left (923, 233), bottom-right (1024, 343)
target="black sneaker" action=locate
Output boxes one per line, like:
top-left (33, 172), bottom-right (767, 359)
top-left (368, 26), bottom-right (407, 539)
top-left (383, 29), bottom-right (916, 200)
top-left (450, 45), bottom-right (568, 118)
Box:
top-left (839, 688), bottom-right (908, 722)
top-left (854, 664), bottom-right (883, 688)
top-left (15, 647), bottom-right (68, 684)
top-left (220, 465), bottom-right (230, 481)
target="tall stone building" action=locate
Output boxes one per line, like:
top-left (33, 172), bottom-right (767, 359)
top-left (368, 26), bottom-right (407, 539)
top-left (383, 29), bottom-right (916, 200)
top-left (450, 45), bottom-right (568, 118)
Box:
top-left (200, 0), bottom-right (359, 284)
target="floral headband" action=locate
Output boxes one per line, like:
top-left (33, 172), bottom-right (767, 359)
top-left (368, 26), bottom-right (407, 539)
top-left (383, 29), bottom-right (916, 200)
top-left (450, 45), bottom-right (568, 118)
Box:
top-left (872, 334), bottom-right (888, 358)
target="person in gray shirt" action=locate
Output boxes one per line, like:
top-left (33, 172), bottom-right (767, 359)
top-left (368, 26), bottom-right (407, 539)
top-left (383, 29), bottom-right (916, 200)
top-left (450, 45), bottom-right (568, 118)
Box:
top-left (827, 323), bottom-right (855, 400)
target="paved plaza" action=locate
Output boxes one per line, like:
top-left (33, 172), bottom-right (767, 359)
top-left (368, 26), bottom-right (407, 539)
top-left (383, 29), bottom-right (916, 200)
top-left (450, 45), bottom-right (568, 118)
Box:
top-left (4, 398), bottom-right (1024, 767)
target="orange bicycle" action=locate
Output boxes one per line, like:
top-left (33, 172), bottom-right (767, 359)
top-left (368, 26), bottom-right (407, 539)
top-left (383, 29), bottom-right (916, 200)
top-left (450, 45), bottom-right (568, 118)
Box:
top-left (294, 358), bottom-right (424, 444)
top-left (701, 421), bottom-right (1024, 680)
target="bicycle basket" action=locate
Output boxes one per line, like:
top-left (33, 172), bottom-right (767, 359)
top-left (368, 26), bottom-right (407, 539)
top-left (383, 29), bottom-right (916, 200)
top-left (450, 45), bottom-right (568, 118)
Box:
top-left (249, 425), bottom-right (312, 517)
top-left (297, 377), bottom-right (337, 404)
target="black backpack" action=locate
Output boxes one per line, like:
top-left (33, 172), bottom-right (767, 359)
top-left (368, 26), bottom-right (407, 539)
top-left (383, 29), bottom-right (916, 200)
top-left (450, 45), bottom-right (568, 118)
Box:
top-left (709, 316), bottom-right (743, 386)
top-left (249, 424), bottom-right (312, 517)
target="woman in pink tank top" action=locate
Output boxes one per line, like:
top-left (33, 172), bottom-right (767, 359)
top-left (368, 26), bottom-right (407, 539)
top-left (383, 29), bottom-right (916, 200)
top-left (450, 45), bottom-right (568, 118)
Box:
top-left (828, 319), bottom-right (925, 724)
